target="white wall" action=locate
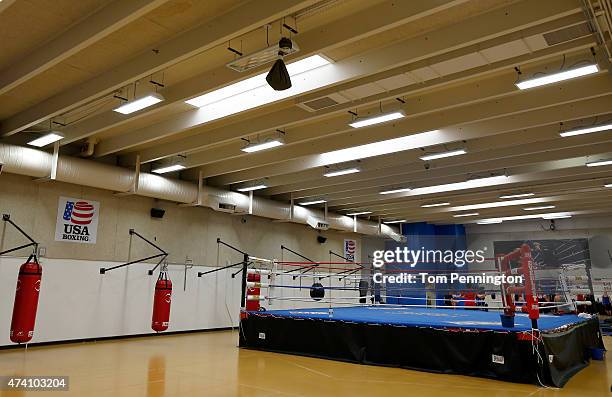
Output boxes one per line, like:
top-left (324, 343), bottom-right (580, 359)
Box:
top-left (0, 174), bottom-right (362, 346)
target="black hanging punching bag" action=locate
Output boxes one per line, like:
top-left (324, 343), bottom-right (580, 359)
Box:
top-left (266, 38), bottom-right (293, 91)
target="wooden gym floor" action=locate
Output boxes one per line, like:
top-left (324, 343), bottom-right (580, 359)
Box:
top-left (0, 330), bottom-right (609, 396)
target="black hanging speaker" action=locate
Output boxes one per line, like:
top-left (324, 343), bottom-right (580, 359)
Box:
top-left (266, 38), bottom-right (293, 91)
top-left (150, 208), bottom-right (165, 218)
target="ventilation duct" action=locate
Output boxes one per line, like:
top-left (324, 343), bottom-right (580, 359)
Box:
top-left (0, 143), bottom-right (401, 240)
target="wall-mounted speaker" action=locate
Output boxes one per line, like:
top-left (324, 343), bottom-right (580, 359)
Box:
top-left (317, 235), bottom-right (327, 244)
top-left (150, 208), bottom-right (165, 218)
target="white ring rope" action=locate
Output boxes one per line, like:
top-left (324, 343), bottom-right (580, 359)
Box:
top-left (251, 294), bottom-right (587, 310)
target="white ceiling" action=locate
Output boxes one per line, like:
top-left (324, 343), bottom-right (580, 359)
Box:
top-left (1, 0), bottom-right (612, 226)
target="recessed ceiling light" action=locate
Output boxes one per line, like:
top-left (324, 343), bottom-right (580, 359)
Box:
top-left (241, 138), bottom-right (284, 153)
top-left (323, 167), bottom-right (360, 177)
top-left (421, 202), bottom-right (450, 208)
top-left (113, 93), bottom-right (164, 114)
top-left (383, 219), bottom-right (406, 224)
top-left (236, 184), bottom-right (267, 192)
top-left (152, 164), bottom-right (185, 174)
top-left (515, 64), bottom-right (599, 90)
top-left (419, 149), bottom-right (467, 161)
top-left (453, 212), bottom-right (479, 217)
top-left (499, 192), bottom-right (534, 199)
top-left (586, 159), bottom-right (612, 167)
top-left (523, 205), bottom-right (556, 211)
top-left (300, 199), bottom-right (326, 206)
top-left (348, 111), bottom-right (405, 128)
top-left (560, 123), bottom-right (612, 137)
top-left (380, 187), bottom-right (411, 195)
top-left (27, 132), bottom-right (63, 147)
top-left (346, 211), bottom-right (372, 216)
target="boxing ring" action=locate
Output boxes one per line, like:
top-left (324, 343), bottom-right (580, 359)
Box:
top-left (205, 240), bottom-right (603, 387)
top-left (240, 307), bottom-right (600, 387)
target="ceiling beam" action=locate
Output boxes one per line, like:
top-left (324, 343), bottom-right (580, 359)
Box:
top-left (58, 0), bottom-right (462, 146)
top-left (0, 0), bottom-right (171, 96)
top-left (324, 164), bottom-right (612, 208)
top-left (290, 144), bottom-right (612, 203)
top-left (388, 196), bottom-right (612, 223)
top-left (94, 0), bottom-right (584, 157)
top-left (0, 0), bottom-right (317, 137)
top-left (363, 180), bottom-right (612, 216)
top-left (203, 75), bottom-right (612, 184)
top-left (343, 175), bottom-right (612, 218)
top-left (380, 194), bottom-right (612, 220)
top-left (132, 14), bottom-right (589, 165)
top-left (262, 129), bottom-right (612, 196)
top-left (180, 48), bottom-right (596, 170)
top-left (0, 0), bottom-right (16, 15)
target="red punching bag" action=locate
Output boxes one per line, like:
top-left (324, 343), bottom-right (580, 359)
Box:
top-left (151, 271), bottom-right (172, 332)
top-left (246, 273), bottom-right (261, 311)
top-left (10, 258), bottom-right (42, 344)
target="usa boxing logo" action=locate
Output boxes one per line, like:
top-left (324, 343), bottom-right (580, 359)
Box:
top-left (56, 197), bottom-right (100, 244)
top-left (344, 239), bottom-right (356, 262)
top-left (63, 201), bottom-right (95, 225)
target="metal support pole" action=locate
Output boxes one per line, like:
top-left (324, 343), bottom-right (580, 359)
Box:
top-left (197, 260), bottom-right (245, 277)
top-left (1, 214), bottom-right (38, 256)
top-left (241, 253), bottom-right (249, 310)
top-left (217, 238), bottom-right (247, 255)
top-left (100, 229), bottom-right (168, 274)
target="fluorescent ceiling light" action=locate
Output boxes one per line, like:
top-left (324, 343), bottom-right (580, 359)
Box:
top-left (317, 130), bottom-right (439, 166)
top-left (27, 132), bottom-right (63, 147)
top-left (348, 111), bottom-right (405, 128)
top-left (476, 212), bottom-right (573, 224)
top-left (412, 175), bottom-right (510, 196)
top-left (453, 212), bottom-right (479, 217)
top-left (542, 214), bottom-right (572, 220)
top-left (383, 219), bottom-right (406, 224)
top-left (560, 123), bottom-right (612, 137)
top-left (515, 64), bottom-right (599, 90)
top-left (241, 138), bottom-right (284, 153)
top-left (419, 149), bottom-right (467, 161)
top-left (378, 176), bottom-right (512, 198)
top-left (236, 184), bottom-right (267, 192)
top-left (300, 199), bottom-right (326, 206)
top-left (347, 211), bottom-right (372, 216)
top-left (324, 167), bottom-right (360, 177)
top-left (421, 202), bottom-right (450, 208)
top-left (499, 192), bottom-right (534, 199)
top-left (113, 93), bottom-right (164, 114)
top-left (477, 219), bottom-right (503, 224)
top-left (605, 183), bottom-right (612, 188)
top-left (152, 164), bottom-right (185, 174)
top-left (380, 187), bottom-right (411, 195)
top-left (586, 159), bottom-right (612, 167)
top-left (184, 55), bottom-right (330, 119)
top-left (450, 197), bottom-right (545, 212)
top-left (523, 205), bottom-right (556, 211)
